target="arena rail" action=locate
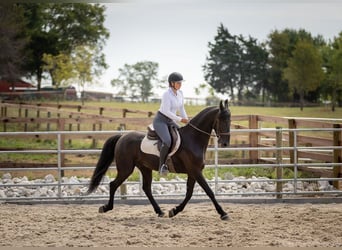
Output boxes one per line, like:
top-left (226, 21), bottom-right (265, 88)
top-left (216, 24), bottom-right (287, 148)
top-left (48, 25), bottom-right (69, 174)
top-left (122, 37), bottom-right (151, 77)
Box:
top-left (0, 128), bottom-right (341, 203)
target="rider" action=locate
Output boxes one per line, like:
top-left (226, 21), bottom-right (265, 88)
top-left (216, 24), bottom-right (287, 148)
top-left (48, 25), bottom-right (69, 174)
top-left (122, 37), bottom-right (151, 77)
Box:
top-left (153, 72), bottom-right (189, 175)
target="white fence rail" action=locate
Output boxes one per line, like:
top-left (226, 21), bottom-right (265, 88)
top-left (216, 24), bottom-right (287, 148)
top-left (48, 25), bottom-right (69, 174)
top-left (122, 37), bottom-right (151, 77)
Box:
top-left (0, 128), bottom-right (341, 203)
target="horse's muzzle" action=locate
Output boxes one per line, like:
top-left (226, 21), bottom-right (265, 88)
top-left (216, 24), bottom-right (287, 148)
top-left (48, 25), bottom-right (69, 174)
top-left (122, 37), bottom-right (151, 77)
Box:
top-left (219, 136), bottom-right (230, 147)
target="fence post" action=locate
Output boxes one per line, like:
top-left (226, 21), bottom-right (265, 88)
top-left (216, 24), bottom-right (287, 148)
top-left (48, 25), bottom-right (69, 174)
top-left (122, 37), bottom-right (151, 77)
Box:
top-left (18, 106), bottom-right (21, 118)
top-left (288, 119), bottom-right (296, 165)
top-left (68, 115), bottom-right (72, 146)
top-left (77, 116), bottom-right (81, 131)
top-left (57, 104), bottom-right (62, 118)
top-left (99, 107), bottom-right (104, 132)
top-left (3, 121), bottom-right (6, 132)
top-left (58, 119), bottom-right (65, 177)
top-left (36, 103), bottom-right (41, 130)
top-left (249, 115), bottom-right (258, 163)
top-left (24, 109), bottom-right (28, 131)
top-left (118, 123), bottom-right (126, 131)
top-left (276, 127), bottom-right (283, 198)
top-left (92, 123), bottom-right (97, 148)
top-left (1, 104), bottom-right (6, 131)
top-left (333, 124), bottom-right (341, 189)
top-left (1, 105), bottom-right (6, 117)
top-left (47, 111), bottom-right (51, 131)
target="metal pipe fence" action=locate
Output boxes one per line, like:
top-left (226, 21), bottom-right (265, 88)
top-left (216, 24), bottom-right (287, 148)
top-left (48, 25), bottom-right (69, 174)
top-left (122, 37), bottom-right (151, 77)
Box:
top-left (0, 128), bottom-right (341, 203)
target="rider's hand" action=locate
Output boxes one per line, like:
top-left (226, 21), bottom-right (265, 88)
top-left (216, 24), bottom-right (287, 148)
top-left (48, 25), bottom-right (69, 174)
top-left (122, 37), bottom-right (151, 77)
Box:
top-left (181, 118), bottom-right (189, 124)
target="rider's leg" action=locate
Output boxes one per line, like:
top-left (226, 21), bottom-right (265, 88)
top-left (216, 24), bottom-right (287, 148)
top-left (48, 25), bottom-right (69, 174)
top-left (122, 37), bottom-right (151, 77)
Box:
top-left (159, 143), bottom-right (170, 175)
top-left (153, 112), bottom-right (173, 175)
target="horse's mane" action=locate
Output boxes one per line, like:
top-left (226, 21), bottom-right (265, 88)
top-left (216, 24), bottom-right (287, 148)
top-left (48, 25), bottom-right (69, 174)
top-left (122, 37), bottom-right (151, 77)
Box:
top-left (189, 106), bottom-right (219, 124)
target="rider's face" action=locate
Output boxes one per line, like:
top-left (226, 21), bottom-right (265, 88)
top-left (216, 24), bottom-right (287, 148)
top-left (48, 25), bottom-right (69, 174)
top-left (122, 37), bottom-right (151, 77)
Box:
top-left (173, 81), bottom-right (182, 90)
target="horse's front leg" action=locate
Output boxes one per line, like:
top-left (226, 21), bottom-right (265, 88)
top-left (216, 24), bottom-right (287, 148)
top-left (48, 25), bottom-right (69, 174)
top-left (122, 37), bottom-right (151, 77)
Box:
top-left (139, 168), bottom-right (164, 217)
top-left (194, 171), bottom-right (229, 220)
top-left (169, 176), bottom-right (196, 218)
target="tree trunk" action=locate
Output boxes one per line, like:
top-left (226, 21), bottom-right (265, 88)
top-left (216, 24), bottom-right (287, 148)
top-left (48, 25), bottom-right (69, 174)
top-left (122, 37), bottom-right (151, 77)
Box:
top-left (229, 86), bottom-right (235, 102)
top-left (36, 67), bottom-right (42, 91)
top-left (300, 90), bottom-right (304, 111)
top-left (331, 89), bottom-right (336, 112)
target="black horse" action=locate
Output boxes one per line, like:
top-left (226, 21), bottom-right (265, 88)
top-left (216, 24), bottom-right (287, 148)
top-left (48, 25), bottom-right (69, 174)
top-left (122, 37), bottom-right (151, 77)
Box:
top-left (87, 100), bottom-right (231, 220)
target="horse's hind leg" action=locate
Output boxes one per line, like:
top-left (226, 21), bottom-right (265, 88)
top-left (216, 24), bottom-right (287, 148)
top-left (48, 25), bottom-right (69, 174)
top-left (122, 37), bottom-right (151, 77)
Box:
top-left (139, 167), bottom-right (164, 217)
top-left (99, 166), bottom-right (134, 213)
top-left (169, 176), bottom-right (196, 218)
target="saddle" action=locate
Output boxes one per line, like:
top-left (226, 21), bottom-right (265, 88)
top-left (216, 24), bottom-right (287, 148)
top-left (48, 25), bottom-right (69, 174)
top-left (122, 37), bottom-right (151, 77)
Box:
top-left (146, 124), bottom-right (179, 152)
top-left (140, 124), bottom-right (181, 159)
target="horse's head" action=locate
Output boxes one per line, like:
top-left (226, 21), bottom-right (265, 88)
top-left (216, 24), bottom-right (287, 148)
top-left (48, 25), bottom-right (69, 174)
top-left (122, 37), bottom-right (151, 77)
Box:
top-left (214, 100), bottom-right (231, 147)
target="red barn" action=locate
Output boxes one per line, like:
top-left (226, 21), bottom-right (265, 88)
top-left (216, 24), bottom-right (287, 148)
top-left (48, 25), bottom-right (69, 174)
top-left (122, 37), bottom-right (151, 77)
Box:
top-left (0, 79), bottom-right (36, 92)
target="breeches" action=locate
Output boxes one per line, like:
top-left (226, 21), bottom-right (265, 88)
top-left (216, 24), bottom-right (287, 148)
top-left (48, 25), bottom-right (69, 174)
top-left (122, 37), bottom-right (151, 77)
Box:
top-left (153, 112), bottom-right (177, 148)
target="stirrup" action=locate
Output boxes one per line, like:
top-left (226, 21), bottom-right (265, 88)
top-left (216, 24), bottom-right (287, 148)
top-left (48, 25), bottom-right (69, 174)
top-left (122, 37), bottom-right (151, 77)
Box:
top-left (159, 164), bottom-right (169, 176)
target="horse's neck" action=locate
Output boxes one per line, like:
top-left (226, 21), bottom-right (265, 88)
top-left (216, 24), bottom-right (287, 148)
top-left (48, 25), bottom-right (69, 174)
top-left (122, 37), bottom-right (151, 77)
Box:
top-left (191, 107), bottom-right (218, 132)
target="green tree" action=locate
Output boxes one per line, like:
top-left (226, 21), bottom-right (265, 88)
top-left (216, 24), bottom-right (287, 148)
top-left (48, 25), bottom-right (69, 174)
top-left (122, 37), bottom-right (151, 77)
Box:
top-left (0, 3), bottom-right (28, 82)
top-left (111, 61), bottom-right (159, 102)
top-left (71, 46), bottom-right (98, 105)
top-left (239, 36), bottom-right (269, 104)
top-left (42, 53), bottom-right (75, 88)
top-left (322, 33), bottom-right (342, 111)
top-left (330, 35), bottom-right (342, 110)
top-left (268, 30), bottom-right (295, 102)
top-left (21, 3), bottom-right (58, 90)
top-left (21, 3), bottom-right (109, 90)
top-left (203, 24), bottom-right (268, 103)
top-left (42, 52), bottom-right (75, 103)
top-left (283, 40), bottom-right (324, 110)
top-left (267, 28), bottom-right (325, 103)
top-left (203, 24), bottom-right (240, 101)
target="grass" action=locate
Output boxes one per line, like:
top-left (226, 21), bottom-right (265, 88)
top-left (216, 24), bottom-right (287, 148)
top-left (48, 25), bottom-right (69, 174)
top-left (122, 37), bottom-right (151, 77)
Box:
top-left (2, 99), bottom-right (341, 121)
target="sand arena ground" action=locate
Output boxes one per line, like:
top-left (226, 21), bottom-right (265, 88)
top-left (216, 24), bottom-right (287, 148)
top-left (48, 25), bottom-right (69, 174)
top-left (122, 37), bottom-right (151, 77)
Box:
top-left (0, 202), bottom-right (342, 247)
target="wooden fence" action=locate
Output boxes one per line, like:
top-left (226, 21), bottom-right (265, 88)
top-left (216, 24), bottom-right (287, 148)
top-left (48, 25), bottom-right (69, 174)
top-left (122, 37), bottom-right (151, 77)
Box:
top-left (0, 101), bottom-right (341, 189)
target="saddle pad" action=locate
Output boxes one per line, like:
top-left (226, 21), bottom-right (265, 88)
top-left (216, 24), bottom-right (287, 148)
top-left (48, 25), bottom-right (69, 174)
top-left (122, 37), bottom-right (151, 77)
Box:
top-left (140, 130), bottom-right (181, 157)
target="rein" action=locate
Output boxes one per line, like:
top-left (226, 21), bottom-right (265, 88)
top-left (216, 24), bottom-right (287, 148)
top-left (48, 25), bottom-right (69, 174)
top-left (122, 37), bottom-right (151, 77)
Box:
top-left (188, 122), bottom-right (214, 136)
top-left (188, 112), bottom-right (230, 138)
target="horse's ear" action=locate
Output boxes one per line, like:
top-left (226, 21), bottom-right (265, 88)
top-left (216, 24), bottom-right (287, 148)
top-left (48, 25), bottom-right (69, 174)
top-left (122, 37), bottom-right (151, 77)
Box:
top-left (219, 100), bottom-right (224, 110)
top-left (224, 99), bottom-right (229, 109)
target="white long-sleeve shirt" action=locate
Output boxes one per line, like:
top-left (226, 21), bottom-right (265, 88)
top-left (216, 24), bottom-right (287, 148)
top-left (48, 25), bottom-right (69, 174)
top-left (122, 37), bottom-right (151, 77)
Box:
top-left (159, 88), bottom-right (188, 122)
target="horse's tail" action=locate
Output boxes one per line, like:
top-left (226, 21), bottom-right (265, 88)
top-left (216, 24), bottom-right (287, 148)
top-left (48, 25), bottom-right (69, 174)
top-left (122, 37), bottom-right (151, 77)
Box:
top-left (87, 134), bottom-right (122, 194)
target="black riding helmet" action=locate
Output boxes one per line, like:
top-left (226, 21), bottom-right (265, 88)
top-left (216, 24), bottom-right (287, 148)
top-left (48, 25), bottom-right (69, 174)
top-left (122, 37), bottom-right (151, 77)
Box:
top-left (168, 72), bottom-right (184, 84)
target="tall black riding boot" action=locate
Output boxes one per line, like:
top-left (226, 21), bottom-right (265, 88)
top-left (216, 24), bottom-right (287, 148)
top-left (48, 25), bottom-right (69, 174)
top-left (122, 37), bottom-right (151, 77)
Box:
top-left (159, 144), bottom-right (170, 176)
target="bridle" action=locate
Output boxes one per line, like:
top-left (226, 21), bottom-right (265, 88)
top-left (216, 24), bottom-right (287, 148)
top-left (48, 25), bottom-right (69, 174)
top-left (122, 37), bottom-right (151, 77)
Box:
top-left (188, 111), bottom-right (230, 138)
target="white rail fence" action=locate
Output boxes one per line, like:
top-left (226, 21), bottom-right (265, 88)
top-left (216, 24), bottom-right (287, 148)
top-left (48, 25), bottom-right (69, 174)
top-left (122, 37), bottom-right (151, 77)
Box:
top-left (0, 128), bottom-right (341, 203)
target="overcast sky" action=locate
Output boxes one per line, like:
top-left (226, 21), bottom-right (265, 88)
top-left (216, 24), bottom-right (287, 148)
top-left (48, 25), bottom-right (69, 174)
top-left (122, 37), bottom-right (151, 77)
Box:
top-left (93, 0), bottom-right (342, 98)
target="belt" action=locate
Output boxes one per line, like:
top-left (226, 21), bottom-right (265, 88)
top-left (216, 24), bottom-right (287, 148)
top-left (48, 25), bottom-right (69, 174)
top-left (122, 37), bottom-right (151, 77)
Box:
top-left (158, 111), bottom-right (172, 122)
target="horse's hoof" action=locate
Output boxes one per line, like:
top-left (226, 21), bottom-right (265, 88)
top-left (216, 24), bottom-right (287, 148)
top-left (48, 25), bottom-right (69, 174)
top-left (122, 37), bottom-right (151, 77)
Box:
top-left (99, 205), bottom-right (111, 213)
top-left (158, 211), bottom-right (165, 218)
top-left (169, 208), bottom-right (176, 218)
top-left (220, 214), bottom-right (229, 220)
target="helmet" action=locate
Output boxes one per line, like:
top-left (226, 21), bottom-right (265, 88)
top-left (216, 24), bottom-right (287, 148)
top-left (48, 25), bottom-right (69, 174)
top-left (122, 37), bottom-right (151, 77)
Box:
top-left (168, 72), bottom-right (184, 83)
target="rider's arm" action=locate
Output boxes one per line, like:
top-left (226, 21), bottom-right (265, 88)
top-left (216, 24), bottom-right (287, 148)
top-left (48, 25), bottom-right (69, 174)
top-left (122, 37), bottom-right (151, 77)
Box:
top-left (159, 89), bottom-right (183, 122)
